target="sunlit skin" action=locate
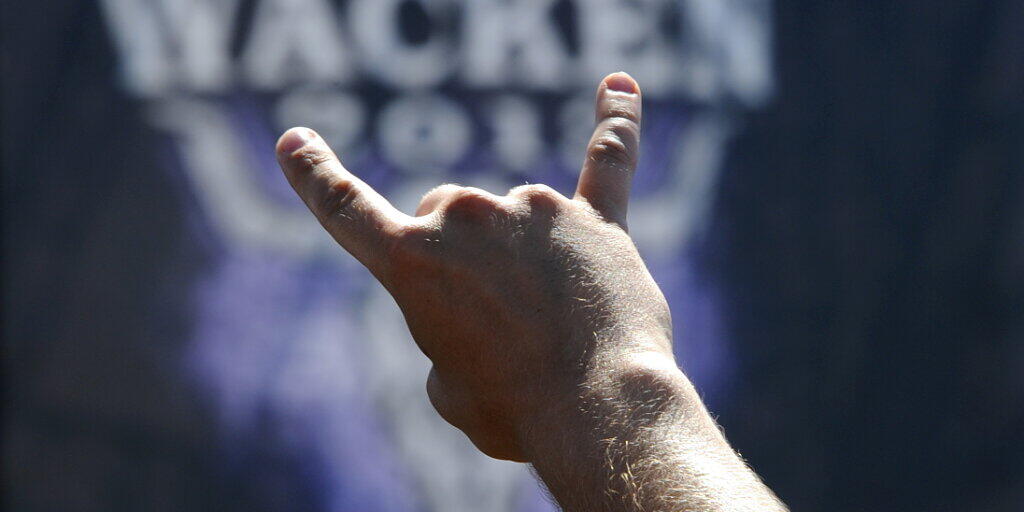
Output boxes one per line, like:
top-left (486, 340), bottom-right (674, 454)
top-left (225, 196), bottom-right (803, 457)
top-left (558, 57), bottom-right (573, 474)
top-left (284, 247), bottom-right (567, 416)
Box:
top-left (274, 72), bottom-right (786, 511)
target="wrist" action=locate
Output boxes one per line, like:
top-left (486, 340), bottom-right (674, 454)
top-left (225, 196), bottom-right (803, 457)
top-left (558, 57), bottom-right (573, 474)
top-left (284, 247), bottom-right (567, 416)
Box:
top-left (518, 346), bottom-right (694, 463)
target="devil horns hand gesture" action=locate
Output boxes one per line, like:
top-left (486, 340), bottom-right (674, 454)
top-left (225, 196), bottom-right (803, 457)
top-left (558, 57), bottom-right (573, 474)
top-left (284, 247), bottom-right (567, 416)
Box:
top-left (274, 73), bottom-right (785, 512)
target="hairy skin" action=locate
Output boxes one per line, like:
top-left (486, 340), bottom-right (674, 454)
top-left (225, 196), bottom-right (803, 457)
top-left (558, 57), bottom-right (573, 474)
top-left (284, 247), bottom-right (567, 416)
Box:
top-left (274, 73), bottom-right (786, 511)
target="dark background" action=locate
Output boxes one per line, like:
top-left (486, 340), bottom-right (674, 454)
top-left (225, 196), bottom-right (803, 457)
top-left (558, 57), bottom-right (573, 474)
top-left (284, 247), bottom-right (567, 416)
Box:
top-left (4, 1), bottom-right (1023, 510)
top-left (713, 2), bottom-right (1024, 509)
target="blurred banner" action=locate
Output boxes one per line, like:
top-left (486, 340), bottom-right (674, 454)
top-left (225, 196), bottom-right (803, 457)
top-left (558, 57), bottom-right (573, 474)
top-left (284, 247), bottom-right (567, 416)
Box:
top-left (96, 0), bottom-right (771, 510)
top-left (8, 1), bottom-right (771, 510)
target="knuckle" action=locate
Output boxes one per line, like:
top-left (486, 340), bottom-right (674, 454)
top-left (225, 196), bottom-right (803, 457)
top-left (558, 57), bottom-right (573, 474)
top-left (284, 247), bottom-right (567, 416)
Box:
top-left (509, 183), bottom-right (558, 200)
top-left (449, 187), bottom-right (494, 204)
top-left (418, 183), bottom-right (461, 207)
top-left (589, 118), bottom-right (639, 169)
top-left (431, 183), bottom-right (463, 195)
top-left (443, 187), bottom-right (501, 221)
top-left (509, 184), bottom-right (563, 212)
top-left (292, 147), bottom-right (335, 172)
top-left (603, 98), bottom-right (641, 124)
top-left (318, 178), bottom-right (360, 217)
top-left (416, 183), bottom-right (460, 216)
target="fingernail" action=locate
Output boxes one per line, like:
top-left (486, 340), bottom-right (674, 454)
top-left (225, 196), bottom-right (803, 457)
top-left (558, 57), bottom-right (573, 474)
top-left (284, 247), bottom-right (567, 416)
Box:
top-left (604, 72), bottom-right (638, 94)
top-left (277, 128), bottom-right (315, 154)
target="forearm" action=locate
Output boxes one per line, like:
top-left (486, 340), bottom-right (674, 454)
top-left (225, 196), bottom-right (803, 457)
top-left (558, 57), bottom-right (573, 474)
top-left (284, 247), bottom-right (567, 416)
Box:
top-left (524, 350), bottom-right (786, 512)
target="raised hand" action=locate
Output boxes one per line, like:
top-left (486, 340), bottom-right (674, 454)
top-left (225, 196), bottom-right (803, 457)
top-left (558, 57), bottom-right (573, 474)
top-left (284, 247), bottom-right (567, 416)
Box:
top-left (275, 72), bottom-right (784, 511)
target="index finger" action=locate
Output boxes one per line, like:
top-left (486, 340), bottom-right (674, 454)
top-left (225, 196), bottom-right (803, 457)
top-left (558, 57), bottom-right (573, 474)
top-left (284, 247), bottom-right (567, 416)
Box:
top-left (276, 127), bottom-right (409, 275)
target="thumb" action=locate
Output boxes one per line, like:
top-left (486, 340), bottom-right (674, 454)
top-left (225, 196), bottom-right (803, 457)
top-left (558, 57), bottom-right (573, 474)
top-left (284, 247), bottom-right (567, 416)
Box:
top-left (573, 72), bottom-right (642, 230)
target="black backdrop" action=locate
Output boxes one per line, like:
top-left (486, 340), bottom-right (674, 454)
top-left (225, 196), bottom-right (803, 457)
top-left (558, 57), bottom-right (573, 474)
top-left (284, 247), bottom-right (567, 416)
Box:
top-left (713, 2), bottom-right (1024, 509)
